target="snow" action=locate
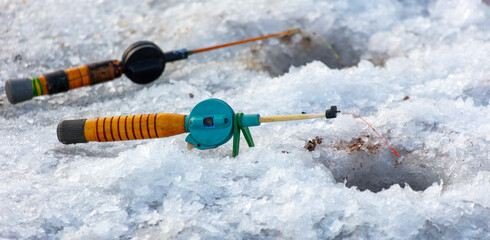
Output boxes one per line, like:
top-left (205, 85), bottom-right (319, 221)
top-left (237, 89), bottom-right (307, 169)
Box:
top-left (1, 0), bottom-right (489, 239)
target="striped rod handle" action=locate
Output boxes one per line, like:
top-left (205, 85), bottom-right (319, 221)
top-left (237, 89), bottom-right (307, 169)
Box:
top-left (57, 113), bottom-right (187, 144)
top-left (5, 60), bottom-right (122, 104)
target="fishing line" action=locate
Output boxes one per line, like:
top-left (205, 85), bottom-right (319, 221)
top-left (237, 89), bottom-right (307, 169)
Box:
top-left (311, 31), bottom-right (344, 68)
top-left (340, 111), bottom-right (399, 156)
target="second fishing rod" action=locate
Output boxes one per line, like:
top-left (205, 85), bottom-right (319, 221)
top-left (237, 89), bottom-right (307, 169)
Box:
top-left (5, 28), bottom-right (301, 104)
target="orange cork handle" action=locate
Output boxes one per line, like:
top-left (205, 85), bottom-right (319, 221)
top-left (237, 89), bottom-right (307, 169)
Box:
top-left (84, 113), bottom-right (187, 142)
top-left (31, 60), bottom-right (123, 96)
top-left (6, 60), bottom-right (123, 104)
top-left (66, 60), bottom-right (123, 90)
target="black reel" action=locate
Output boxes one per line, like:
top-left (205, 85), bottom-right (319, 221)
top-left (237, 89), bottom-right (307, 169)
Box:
top-left (121, 41), bottom-right (166, 84)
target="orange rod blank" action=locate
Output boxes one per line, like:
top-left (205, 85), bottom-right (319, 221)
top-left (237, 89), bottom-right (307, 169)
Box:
top-left (189, 28), bottom-right (301, 54)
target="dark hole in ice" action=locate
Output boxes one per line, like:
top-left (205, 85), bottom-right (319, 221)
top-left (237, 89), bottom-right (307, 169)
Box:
top-left (254, 28), bottom-right (365, 76)
top-left (316, 139), bottom-right (442, 192)
top-left (330, 156), bottom-right (442, 192)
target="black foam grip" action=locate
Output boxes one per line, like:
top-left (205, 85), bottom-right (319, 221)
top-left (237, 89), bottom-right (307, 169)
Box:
top-left (57, 119), bottom-right (88, 144)
top-left (45, 70), bottom-right (69, 94)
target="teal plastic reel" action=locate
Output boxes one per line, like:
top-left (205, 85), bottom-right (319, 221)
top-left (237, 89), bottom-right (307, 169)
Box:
top-left (184, 99), bottom-right (261, 156)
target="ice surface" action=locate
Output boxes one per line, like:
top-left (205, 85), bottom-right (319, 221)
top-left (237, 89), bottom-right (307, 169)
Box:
top-left (0, 0), bottom-right (489, 239)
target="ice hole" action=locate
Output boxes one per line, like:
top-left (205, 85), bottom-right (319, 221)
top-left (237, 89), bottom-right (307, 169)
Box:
top-left (319, 150), bottom-right (443, 193)
top-left (253, 28), bottom-right (365, 76)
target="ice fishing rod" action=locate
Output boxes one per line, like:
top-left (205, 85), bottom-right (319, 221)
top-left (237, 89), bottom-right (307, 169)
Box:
top-left (57, 98), bottom-right (399, 157)
top-left (5, 28), bottom-right (301, 104)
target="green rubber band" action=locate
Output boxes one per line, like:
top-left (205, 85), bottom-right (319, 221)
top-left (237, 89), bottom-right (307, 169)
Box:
top-left (31, 78), bottom-right (39, 96)
top-left (36, 78), bottom-right (44, 95)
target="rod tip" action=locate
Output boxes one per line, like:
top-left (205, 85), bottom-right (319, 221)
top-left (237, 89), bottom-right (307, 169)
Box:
top-left (287, 28), bottom-right (301, 35)
top-left (325, 106), bottom-right (338, 119)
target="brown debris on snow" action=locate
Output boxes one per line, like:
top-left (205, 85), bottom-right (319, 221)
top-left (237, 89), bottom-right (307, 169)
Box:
top-left (305, 136), bottom-right (323, 151)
